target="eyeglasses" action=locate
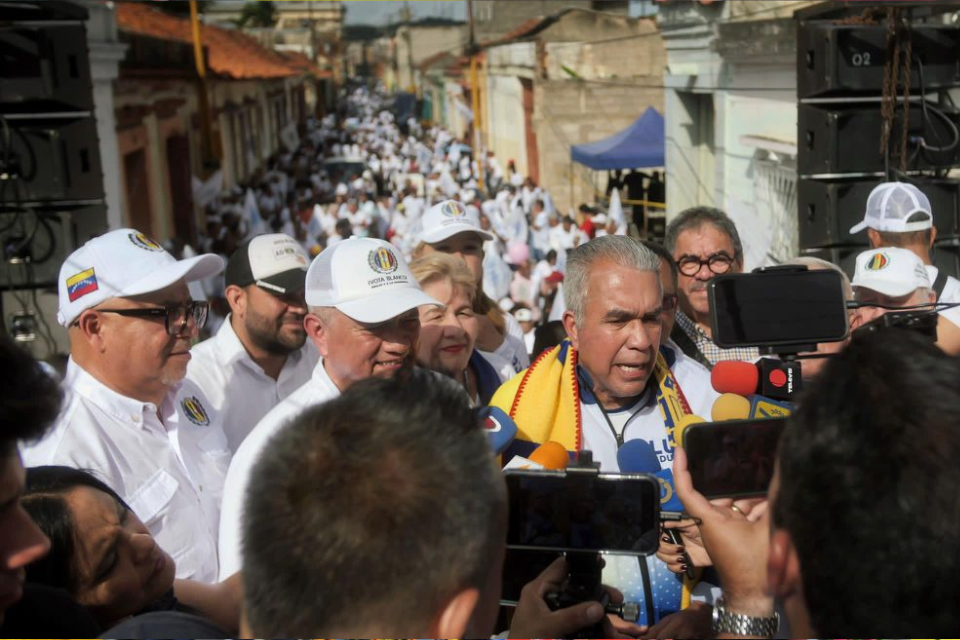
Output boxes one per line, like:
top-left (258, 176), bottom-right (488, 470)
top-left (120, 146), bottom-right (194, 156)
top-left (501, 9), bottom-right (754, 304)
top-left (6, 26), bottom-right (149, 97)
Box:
top-left (676, 253), bottom-right (737, 277)
top-left (94, 301), bottom-right (209, 336)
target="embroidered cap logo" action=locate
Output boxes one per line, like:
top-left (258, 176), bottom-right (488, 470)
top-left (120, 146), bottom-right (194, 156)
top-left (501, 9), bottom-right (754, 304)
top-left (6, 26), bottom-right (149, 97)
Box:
top-left (129, 232), bottom-right (164, 252)
top-left (368, 247), bottom-right (399, 274)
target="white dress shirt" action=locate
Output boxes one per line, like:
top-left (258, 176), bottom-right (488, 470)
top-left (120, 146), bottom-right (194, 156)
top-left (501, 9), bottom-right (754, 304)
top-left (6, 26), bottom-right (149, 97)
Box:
top-left (217, 358), bottom-right (341, 579)
top-left (186, 316), bottom-right (319, 453)
top-left (22, 360), bottom-right (230, 583)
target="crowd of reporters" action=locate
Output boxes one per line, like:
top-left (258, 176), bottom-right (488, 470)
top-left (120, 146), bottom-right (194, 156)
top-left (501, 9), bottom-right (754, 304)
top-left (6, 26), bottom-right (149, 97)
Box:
top-left (2, 86), bottom-right (960, 637)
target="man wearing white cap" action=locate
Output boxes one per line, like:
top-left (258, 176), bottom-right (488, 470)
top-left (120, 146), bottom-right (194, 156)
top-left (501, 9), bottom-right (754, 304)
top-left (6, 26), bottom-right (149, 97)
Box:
top-left (186, 234), bottom-right (319, 453)
top-left (216, 237), bottom-right (443, 579)
top-left (850, 247), bottom-right (936, 329)
top-left (850, 181), bottom-right (960, 351)
top-left (415, 199), bottom-right (530, 379)
top-left (22, 228), bottom-right (228, 583)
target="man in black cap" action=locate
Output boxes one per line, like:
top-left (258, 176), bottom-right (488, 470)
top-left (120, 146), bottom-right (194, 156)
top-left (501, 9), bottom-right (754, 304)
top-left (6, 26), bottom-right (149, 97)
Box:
top-left (187, 233), bottom-right (318, 452)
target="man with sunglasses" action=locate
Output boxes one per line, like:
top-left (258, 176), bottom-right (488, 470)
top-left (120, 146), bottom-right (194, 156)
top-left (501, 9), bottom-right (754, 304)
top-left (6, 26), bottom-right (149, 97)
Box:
top-left (22, 228), bottom-right (229, 584)
top-left (664, 207), bottom-right (760, 368)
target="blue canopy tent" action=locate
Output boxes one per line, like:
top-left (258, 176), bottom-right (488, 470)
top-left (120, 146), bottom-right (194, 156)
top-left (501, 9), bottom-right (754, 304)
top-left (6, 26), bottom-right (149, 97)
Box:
top-left (571, 107), bottom-right (665, 170)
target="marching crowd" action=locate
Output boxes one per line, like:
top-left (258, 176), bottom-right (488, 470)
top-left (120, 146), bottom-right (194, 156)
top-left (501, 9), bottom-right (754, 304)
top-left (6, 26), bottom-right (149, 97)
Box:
top-left (3, 86), bottom-right (960, 637)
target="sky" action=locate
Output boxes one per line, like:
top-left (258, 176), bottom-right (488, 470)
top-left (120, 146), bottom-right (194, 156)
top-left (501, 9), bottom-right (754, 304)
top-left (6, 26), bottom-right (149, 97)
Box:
top-left (342, 1), bottom-right (466, 26)
top-left (340, 1), bottom-right (657, 26)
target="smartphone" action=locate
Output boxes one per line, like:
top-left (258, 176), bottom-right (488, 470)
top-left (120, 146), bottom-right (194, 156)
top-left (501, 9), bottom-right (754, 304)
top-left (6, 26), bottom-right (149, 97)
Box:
top-left (683, 418), bottom-right (787, 500)
top-left (709, 267), bottom-right (849, 348)
top-left (504, 469), bottom-right (660, 556)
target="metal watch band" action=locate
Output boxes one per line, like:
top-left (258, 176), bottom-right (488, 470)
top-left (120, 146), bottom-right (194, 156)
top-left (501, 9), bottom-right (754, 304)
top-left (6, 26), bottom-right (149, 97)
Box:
top-left (711, 597), bottom-right (780, 637)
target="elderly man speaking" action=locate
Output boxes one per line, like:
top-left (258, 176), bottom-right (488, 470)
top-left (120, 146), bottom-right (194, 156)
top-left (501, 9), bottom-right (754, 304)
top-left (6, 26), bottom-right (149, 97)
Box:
top-left (217, 237), bottom-right (443, 579)
top-left (492, 234), bottom-right (693, 471)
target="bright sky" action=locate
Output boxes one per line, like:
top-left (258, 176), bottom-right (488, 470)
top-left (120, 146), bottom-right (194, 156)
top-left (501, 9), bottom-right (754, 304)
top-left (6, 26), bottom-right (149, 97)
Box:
top-left (341, 0), bottom-right (657, 26)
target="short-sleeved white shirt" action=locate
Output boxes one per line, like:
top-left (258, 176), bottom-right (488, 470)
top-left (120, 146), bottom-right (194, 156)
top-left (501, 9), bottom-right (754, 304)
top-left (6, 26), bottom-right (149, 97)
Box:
top-left (926, 265), bottom-right (960, 329)
top-left (186, 316), bottom-right (319, 453)
top-left (22, 361), bottom-right (230, 583)
top-left (217, 358), bottom-right (341, 579)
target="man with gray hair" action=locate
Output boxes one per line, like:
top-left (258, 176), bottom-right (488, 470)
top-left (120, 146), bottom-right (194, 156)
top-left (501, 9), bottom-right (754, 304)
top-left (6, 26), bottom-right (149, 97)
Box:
top-left (216, 237), bottom-right (443, 580)
top-left (664, 206), bottom-right (759, 368)
top-left (491, 234), bottom-right (694, 471)
top-left (490, 234), bottom-right (705, 632)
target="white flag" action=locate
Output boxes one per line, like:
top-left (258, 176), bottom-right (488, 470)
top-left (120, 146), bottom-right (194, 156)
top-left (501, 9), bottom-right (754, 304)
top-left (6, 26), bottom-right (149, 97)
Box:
top-left (191, 169), bottom-right (223, 208)
top-left (609, 187), bottom-right (627, 236)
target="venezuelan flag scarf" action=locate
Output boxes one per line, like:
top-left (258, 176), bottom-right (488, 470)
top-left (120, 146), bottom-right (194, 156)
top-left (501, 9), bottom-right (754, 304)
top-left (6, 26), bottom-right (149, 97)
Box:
top-left (491, 340), bottom-right (691, 451)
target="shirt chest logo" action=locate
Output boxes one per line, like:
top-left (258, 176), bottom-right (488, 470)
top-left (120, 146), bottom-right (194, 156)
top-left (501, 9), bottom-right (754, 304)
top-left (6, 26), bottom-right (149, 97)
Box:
top-left (181, 396), bottom-right (210, 426)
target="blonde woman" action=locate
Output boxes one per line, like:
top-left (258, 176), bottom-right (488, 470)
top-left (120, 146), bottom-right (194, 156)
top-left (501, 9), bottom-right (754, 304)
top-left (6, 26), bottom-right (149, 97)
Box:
top-left (410, 253), bottom-right (506, 406)
top-left (412, 199), bottom-right (529, 381)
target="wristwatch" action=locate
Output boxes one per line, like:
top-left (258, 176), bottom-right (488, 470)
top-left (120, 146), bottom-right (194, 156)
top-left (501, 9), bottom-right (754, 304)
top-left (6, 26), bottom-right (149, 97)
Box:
top-left (711, 597), bottom-right (779, 637)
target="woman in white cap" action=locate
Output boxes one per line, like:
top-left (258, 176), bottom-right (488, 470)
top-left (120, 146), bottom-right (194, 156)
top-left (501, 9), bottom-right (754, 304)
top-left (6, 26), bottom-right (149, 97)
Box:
top-left (413, 199), bottom-right (530, 380)
top-left (410, 254), bottom-right (505, 405)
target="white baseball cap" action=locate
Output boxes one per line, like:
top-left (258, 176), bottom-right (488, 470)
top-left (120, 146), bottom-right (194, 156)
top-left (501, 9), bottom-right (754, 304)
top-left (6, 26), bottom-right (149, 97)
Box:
top-left (852, 247), bottom-right (931, 297)
top-left (849, 182), bottom-right (934, 234)
top-left (418, 199), bottom-right (495, 244)
top-left (304, 237), bottom-right (443, 323)
top-left (224, 233), bottom-right (310, 294)
top-left (57, 228), bottom-right (224, 327)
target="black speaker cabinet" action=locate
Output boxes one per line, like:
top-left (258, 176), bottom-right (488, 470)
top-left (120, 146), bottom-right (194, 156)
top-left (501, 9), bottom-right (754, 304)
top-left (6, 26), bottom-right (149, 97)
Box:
top-left (799, 102), bottom-right (960, 176)
top-left (798, 23), bottom-right (960, 99)
top-left (798, 177), bottom-right (960, 248)
top-left (0, 24), bottom-right (93, 112)
top-left (0, 203), bottom-right (107, 287)
top-left (0, 115), bottom-right (103, 204)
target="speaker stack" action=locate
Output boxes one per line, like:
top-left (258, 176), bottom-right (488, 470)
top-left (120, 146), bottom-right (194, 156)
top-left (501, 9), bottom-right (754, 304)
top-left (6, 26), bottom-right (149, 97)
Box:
top-left (795, 5), bottom-right (960, 278)
top-left (0, 1), bottom-right (107, 351)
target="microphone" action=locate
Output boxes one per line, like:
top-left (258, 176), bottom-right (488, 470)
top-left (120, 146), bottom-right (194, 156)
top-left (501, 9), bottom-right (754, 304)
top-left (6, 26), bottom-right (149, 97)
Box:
top-left (479, 406), bottom-right (518, 455)
top-left (616, 439), bottom-right (684, 516)
top-left (617, 439), bottom-right (693, 578)
top-left (528, 441), bottom-right (570, 470)
top-left (711, 393), bottom-right (750, 421)
top-left (748, 395), bottom-right (795, 419)
top-left (502, 441), bottom-right (570, 471)
top-left (712, 359), bottom-right (802, 400)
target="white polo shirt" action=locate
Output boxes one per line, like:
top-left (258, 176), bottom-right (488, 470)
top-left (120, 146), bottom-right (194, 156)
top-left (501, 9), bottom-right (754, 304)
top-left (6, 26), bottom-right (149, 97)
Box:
top-left (22, 360), bottom-right (230, 583)
top-left (186, 315), bottom-right (319, 453)
top-left (217, 357), bottom-right (341, 580)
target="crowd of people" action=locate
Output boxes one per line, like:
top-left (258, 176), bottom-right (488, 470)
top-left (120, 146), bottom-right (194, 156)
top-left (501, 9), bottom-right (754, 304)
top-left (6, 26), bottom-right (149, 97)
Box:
top-left (3, 85), bottom-right (960, 637)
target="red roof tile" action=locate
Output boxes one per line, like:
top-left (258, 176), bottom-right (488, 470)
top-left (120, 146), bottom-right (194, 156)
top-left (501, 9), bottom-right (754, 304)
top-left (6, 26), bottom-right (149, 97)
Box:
top-left (116, 2), bottom-right (310, 79)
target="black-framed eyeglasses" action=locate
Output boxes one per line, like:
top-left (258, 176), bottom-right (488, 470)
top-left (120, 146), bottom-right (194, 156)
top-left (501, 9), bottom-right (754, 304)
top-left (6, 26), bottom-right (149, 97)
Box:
top-left (676, 253), bottom-right (736, 277)
top-left (94, 301), bottom-right (209, 335)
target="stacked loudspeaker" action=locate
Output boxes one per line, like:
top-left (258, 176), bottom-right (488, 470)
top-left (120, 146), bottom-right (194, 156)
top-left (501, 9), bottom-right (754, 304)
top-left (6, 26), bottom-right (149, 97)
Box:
top-left (0, 1), bottom-right (107, 352)
top-left (795, 5), bottom-right (960, 277)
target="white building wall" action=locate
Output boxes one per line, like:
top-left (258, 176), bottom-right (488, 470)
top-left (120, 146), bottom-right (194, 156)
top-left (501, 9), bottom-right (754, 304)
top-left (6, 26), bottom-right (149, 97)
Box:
top-left (485, 74), bottom-right (528, 178)
top-left (663, 11), bottom-right (801, 269)
top-left (85, 3), bottom-right (127, 231)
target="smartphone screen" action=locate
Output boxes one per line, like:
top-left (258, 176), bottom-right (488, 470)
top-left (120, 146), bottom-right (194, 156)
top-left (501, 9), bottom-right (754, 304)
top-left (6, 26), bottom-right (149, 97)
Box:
top-left (504, 471), bottom-right (659, 556)
top-left (709, 268), bottom-right (849, 348)
top-left (684, 418), bottom-right (787, 499)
